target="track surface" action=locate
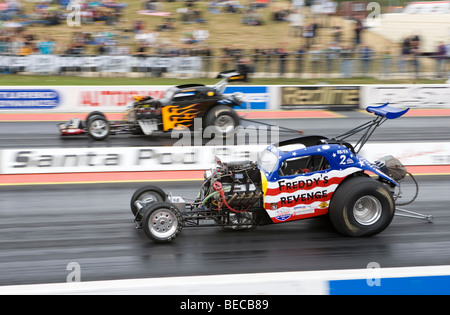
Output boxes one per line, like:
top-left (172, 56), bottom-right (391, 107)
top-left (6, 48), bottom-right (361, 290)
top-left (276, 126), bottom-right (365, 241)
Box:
top-left (0, 176), bottom-right (447, 286)
top-left (0, 110), bottom-right (449, 287)
top-left (0, 111), bottom-right (449, 148)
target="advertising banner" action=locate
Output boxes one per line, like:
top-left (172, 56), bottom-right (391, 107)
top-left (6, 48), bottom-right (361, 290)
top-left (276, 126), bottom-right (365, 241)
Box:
top-left (280, 86), bottom-right (360, 110)
top-left (0, 89), bottom-right (61, 110)
top-left (360, 142), bottom-right (450, 166)
top-left (1, 142), bottom-right (449, 175)
top-left (0, 145), bottom-right (267, 174)
top-left (0, 55), bottom-right (202, 74)
top-left (78, 86), bottom-right (167, 109)
top-left (224, 86), bottom-right (268, 110)
top-left (361, 85), bottom-right (450, 109)
top-left (0, 85), bottom-right (270, 112)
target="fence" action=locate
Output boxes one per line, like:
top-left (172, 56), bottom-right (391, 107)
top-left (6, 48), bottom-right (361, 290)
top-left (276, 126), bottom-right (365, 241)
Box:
top-left (216, 53), bottom-right (449, 80)
top-left (0, 53), bottom-right (448, 80)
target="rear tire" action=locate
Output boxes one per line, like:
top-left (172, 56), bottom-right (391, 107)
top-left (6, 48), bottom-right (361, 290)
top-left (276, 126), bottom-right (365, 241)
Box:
top-left (329, 176), bottom-right (395, 237)
top-left (142, 203), bottom-right (183, 243)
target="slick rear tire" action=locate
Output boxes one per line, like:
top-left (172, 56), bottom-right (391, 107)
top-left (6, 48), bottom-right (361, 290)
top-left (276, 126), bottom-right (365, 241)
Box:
top-left (87, 114), bottom-right (110, 140)
top-left (130, 185), bottom-right (167, 220)
top-left (204, 105), bottom-right (240, 138)
top-left (142, 203), bottom-right (183, 243)
top-left (329, 176), bottom-right (395, 237)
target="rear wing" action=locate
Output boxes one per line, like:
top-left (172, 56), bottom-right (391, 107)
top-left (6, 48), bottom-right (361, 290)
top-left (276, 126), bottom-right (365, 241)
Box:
top-left (332, 102), bottom-right (410, 153)
top-left (366, 102), bottom-right (410, 119)
top-left (216, 70), bottom-right (246, 82)
top-left (214, 70), bottom-right (247, 94)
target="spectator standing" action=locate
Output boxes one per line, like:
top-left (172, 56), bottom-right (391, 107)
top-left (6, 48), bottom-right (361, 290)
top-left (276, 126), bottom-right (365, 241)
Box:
top-left (263, 48), bottom-right (275, 74)
top-left (0, 36), bottom-right (9, 54)
top-left (97, 41), bottom-right (108, 55)
top-left (302, 23), bottom-right (314, 49)
top-left (133, 21), bottom-right (145, 34)
top-left (331, 25), bottom-right (342, 44)
top-left (340, 44), bottom-right (353, 78)
top-left (288, 9), bottom-right (303, 38)
top-left (252, 48), bottom-right (263, 73)
top-left (359, 44), bottom-right (372, 75)
top-left (18, 41), bottom-right (33, 56)
top-left (435, 41), bottom-right (447, 79)
top-left (354, 18), bottom-right (363, 46)
top-left (309, 45), bottom-right (322, 77)
top-left (134, 42), bottom-right (147, 55)
top-left (201, 44), bottom-right (212, 75)
top-left (237, 57), bottom-right (251, 82)
top-left (37, 37), bottom-right (55, 55)
top-left (295, 45), bottom-right (305, 75)
top-left (399, 37), bottom-right (411, 74)
top-left (411, 46), bottom-right (421, 78)
top-left (9, 36), bottom-right (24, 55)
top-left (447, 42), bottom-right (450, 80)
top-left (325, 42), bottom-right (341, 74)
top-left (381, 46), bottom-right (393, 79)
top-left (409, 35), bottom-right (421, 78)
top-left (220, 46), bottom-right (233, 71)
top-left (241, 8), bottom-right (263, 26)
top-left (277, 43), bottom-right (288, 77)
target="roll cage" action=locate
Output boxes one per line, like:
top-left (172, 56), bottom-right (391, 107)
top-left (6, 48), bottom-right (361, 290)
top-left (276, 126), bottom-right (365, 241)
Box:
top-left (258, 103), bottom-right (410, 186)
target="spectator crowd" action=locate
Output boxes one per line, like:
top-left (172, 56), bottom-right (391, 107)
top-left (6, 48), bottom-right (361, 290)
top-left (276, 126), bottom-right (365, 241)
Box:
top-left (0, 0), bottom-right (448, 79)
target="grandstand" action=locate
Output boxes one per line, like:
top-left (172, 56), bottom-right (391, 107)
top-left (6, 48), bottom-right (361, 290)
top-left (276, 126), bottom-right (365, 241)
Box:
top-left (0, 0), bottom-right (370, 54)
top-left (0, 1), bottom-right (448, 79)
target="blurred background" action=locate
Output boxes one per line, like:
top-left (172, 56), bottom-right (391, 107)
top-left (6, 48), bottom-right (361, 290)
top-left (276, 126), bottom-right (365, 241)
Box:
top-left (0, 0), bottom-right (448, 82)
top-left (1, 0), bottom-right (450, 294)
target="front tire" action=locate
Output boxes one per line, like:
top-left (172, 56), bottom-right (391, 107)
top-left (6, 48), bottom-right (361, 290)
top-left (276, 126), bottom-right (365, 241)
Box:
top-left (130, 185), bottom-right (167, 220)
top-left (142, 203), bottom-right (183, 243)
top-left (204, 105), bottom-right (240, 138)
top-left (329, 176), bottom-right (395, 237)
top-left (85, 111), bottom-right (106, 125)
top-left (87, 115), bottom-right (110, 140)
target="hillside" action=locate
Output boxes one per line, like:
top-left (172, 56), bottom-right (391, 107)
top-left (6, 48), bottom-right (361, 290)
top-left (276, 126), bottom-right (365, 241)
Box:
top-left (17, 0), bottom-right (392, 55)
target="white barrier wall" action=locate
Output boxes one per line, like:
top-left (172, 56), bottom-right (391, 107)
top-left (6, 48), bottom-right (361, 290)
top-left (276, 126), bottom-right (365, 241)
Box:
top-left (1, 142), bottom-right (449, 175)
top-left (1, 265), bottom-right (450, 295)
top-left (0, 85), bottom-right (171, 112)
top-left (1, 84), bottom-right (450, 175)
top-left (361, 85), bottom-right (450, 109)
top-left (360, 142), bottom-right (450, 166)
top-left (0, 85), bottom-right (273, 112)
top-left (0, 145), bottom-right (267, 174)
top-left (1, 84), bottom-right (449, 112)
top-left (0, 55), bottom-right (203, 74)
